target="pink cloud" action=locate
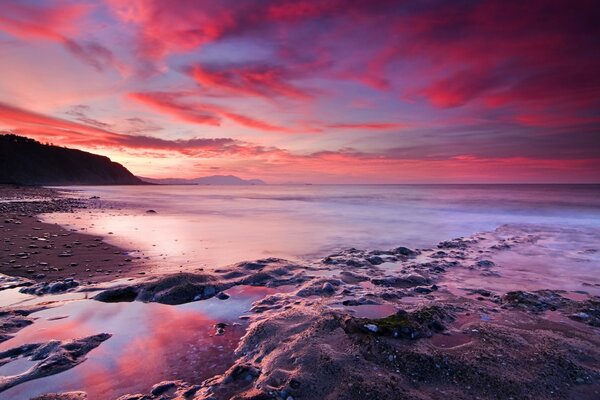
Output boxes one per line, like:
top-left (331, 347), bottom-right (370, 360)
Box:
top-left (188, 64), bottom-right (312, 100)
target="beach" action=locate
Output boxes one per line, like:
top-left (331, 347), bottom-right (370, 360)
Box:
top-left (0, 185), bottom-right (599, 399)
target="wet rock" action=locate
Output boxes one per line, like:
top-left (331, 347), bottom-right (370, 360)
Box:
top-left (296, 279), bottom-right (340, 297)
top-left (93, 286), bottom-right (138, 303)
top-left (322, 257), bottom-right (337, 265)
top-left (215, 322), bottom-right (227, 335)
top-left (223, 363), bottom-right (261, 384)
top-left (116, 380), bottom-right (193, 400)
top-left (371, 273), bottom-right (429, 288)
top-left (216, 291), bottom-right (230, 300)
top-left (145, 209), bottom-right (157, 214)
top-left (93, 273), bottom-right (224, 305)
top-left (0, 333), bottom-right (111, 392)
top-left (0, 310), bottom-right (35, 342)
top-left (466, 288), bottom-right (493, 297)
top-left (346, 305), bottom-right (451, 340)
top-left (31, 391), bottom-right (87, 400)
top-left (19, 279), bottom-right (79, 295)
top-left (438, 239), bottom-right (469, 250)
top-left (393, 246), bottom-right (418, 257)
top-left (321, 282), bottom-right (335, 294)
top-left (569, 298), bottom-right (600, 327)
top-left (476, 260), bottom-right (495, 268)
top-left (339, 271), bottom-right (369, 284)
top-left (367, 256), bottom-right (384, 265)
top-left (414, 286), bottom-right (432, 294)
top-left (502, 290), bottom-right (571, 313)
top-left (150, 380), bottom-right (176, 395)
top-left (342, 297), bottom-right (379, 306)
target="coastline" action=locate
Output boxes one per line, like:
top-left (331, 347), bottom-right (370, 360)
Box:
top-left (0, 186), bottom-right (147, 286)
top-left (0, 185), bottom-right (599, 399)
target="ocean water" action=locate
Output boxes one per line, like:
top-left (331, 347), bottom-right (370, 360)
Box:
top-left (45, 184), bottom-right (600, 270)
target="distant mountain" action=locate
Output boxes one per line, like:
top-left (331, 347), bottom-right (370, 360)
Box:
top-left (0, 134), bottom-right (144, 185)
top-left (141, 175), bottom-right (266, 185)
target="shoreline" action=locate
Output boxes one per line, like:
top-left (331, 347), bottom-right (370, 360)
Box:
top-left (0, 185), bottom-right (599, 399)
top-left (0, 186), bottom-right (147, 286)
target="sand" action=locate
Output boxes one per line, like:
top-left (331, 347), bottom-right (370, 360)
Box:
top-left (0, 185), bottom-right (146, 285)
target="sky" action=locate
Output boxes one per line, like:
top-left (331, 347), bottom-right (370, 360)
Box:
top-left (0, 0), bottom-right (599, 183)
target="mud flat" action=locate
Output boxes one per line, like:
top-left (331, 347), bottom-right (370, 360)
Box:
top-left (0, 185), bottom-right (599, 399)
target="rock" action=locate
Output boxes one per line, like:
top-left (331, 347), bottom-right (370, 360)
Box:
top-left (466, 288), bottom-right (492, 297)
top-left (93, 286), bottom-right (138, 303)
top-left (0, 333), bottom-right (111, 392)
top-left (215, 322), bottom-right (227, 335)
top-left (217, 292), bottom-right (230, 300)
top-left (367, 256), bottom-right (384, 265)
top-left (347, 305), bottom-right (452, 340)
top-left (476, 260), bottom-right (495, 268)
top-left (502, 290), bottom-right (571, 313)
top-left (321, 282), bottom-right (335, 294)
top-left (150, 381), bottom-right (176, 396)
top-left (393, 246), bottom-right (417, 257)
top-left (296, 279), bottom-right (340, 297)
top-left (31, 391), bottom-right (87, 400)
top-left (94, 273), bottom-right (223, 305)
top-left (146, 209), bottom-right (157, 214)
top-left (371, 273), bottom-right (429, 288)
top-left (19, 279), bottom-right (79, 295)
top-left (414, 286), bottom-right (432, 294)
top-left (438, 239), bottom-right (469, 250)
top-left (223, 363), bottom-right (261, 384)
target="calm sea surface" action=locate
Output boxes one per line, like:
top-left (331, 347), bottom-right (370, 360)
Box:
top-left (45, 184), bottom-right (600, 269)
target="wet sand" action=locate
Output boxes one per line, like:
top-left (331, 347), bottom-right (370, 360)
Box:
top-left (0, 186), bottom-right (146, 285)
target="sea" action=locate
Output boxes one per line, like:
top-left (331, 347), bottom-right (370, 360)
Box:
top-left (45, 184), bottom-right (600, 269)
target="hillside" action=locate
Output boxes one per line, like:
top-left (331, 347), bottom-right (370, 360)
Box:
top-left (0, 134), bottom-right (144, 185)
top-left (141, 175), bottom-right (266, 185)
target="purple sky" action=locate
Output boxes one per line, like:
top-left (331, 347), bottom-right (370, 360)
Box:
top-left (1, 0), bottom-right (599, 183)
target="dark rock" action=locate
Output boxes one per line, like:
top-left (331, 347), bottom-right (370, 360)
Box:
top-left (371, 274), bottom-right (429, 288)
top-left (393, 247), bottom-right (417, 257)
top-left (414, 286), bottom-right (432, 294)
top-left (150, 381), bottom-right (176, 396)
top-left (93, 286), bottom-right (139, 303)
top-left (0, 333), bottom-right (111, 392)
top-left (502, 290), bottom-right (571, 313)
top-left (346, 305), bottom-right (452, 340)
top-left (19, 279), bottom-right (79, 296)
top-left (476, 260), bottom-right (495, 268)
top-left (367, 256), bottom-right (384, 265)
top-left (31, 391), bottom-right (87, 400)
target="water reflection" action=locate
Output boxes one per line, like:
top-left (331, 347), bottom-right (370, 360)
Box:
top-left (0, 286), bottom-right (279, 399)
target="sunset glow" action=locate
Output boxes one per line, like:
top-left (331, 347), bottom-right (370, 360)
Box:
top-left (1, 0), bottom-right (599, 182)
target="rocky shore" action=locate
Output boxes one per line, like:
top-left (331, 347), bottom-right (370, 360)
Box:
top-left (0, 186), bottom-right (599, 399)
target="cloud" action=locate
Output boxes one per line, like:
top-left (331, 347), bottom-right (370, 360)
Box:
top-left (325, 123), bottom-right (408, 130)
top-left (0, 1), bottom-right (119, 72)
top-left (187, 63), bottom-right (312, 100)
top-left (128, 91), bottom-right (296, 132)
top-left (128, 92), bottom-right (222, 126)
top-left (0, 101), bottom-right (245, 156)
